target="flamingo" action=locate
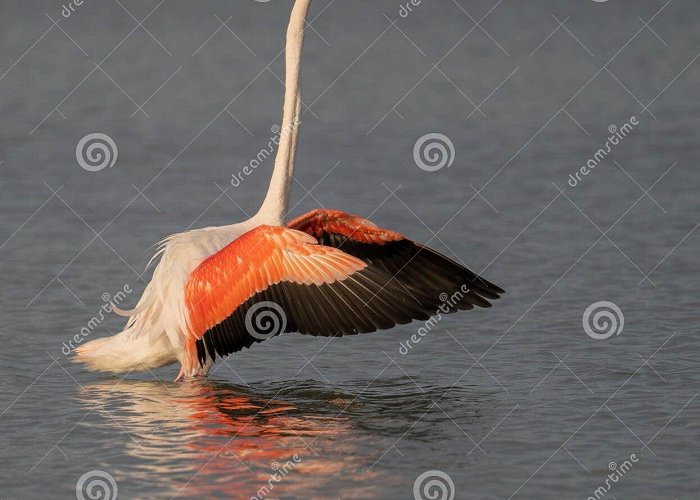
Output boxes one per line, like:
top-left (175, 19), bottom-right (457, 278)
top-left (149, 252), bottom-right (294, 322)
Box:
top-left (74, 0), bottom-right (504, 381)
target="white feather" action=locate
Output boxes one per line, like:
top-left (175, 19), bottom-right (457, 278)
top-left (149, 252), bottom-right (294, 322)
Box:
top-left (73, 0), bottom-right (312, 380)
top-left (74, 219), bottom-right (263, 375)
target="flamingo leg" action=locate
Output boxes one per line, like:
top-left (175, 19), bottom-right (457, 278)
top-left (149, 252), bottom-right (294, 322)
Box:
top-left (174, 365), bottom-right (185, 382)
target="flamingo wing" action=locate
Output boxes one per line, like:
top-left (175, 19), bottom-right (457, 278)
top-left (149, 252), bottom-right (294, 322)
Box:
top-left (287, 209), bottom-right (505, 310)
top-left (184, 225), bottom-right (440, 371)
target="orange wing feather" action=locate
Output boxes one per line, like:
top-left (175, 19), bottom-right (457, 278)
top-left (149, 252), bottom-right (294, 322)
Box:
top-left (288, 208), bottom-right (505, 306)
top-left (180, 213), bottom-right (503, 376)
top-left (185, 225), bottom-right (366, 340)
top-left (287, 209), bottom-right (404, 245)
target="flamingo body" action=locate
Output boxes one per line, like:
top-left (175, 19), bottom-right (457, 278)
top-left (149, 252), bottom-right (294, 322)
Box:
top-left (73, 0), bottom-right (504, 380)
top-left (182, 218), bottom-right (499, 378)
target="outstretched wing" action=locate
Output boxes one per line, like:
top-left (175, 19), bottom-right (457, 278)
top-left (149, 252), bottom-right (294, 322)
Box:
top-left (183, 225), bottom-right (440, 371)
top-left (287, 209), bottom-right (505, 310)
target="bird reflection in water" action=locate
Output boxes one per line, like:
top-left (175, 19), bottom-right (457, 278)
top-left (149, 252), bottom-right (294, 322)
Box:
top-left (78, 379), bottom-right (380, 499)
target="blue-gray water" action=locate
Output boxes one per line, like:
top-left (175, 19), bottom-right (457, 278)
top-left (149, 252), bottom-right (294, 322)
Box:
top-left (1, 1), bottom-right (699, 499)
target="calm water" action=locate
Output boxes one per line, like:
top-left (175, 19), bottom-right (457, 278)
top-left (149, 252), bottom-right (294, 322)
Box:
top-left (1, 1), bottom-right (699, 498)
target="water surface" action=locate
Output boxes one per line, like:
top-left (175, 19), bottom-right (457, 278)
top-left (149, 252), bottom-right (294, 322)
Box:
top-left (1, 0), bottom-right (699, 498)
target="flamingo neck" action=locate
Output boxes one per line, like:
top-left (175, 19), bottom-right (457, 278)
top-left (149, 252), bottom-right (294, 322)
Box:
top-left (256, 0), bottom-right (311, 225)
